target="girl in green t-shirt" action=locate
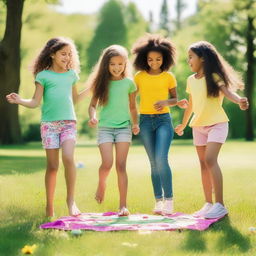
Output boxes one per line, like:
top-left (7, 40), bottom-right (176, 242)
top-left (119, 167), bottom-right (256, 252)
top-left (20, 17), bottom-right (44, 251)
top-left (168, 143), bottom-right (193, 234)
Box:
top-left (6, 37), bottom-right (90, 217)
top-left (88, 45), bottom-right (140, 216)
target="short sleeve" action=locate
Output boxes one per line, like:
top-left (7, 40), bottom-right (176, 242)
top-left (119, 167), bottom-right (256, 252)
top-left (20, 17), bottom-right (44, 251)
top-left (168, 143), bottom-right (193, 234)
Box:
top-left (186, 77), bottom-right (190, 94)
top-left (168, 73), bottom-right (177, 89)
top-left (129, 79), bottom-right (137, 93)
top-left (212, 73), bottom-right (225, 87)
top-left (35, 72), bottom-right (45, 87)
top-left (134, 72), bottom-right (140, 89)
top-left (72, 70), bottom-right (80, 86)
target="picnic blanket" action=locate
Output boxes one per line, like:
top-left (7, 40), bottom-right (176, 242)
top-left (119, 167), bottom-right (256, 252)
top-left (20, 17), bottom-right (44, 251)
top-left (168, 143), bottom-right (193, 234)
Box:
top-left (40, 212), bottom-right (221, 231)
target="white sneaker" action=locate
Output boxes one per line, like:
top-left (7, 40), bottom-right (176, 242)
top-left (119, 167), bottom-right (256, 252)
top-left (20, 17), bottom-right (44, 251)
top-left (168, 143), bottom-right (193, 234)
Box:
top-left (204, 202), bottom-right (228, 219)
top-left (162, 199), bottom-right (174, 215)
top-left (153, 200), bottom-right (163, 214)
top-left (193, 202), bottom-right (213, 217)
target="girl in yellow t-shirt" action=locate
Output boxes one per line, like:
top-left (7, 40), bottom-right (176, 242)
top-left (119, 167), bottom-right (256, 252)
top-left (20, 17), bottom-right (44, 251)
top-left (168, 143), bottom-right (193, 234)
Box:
top-left (132, 34), bottom-right (187, 215)
top-left (175, 41), bottom-right (249, 219)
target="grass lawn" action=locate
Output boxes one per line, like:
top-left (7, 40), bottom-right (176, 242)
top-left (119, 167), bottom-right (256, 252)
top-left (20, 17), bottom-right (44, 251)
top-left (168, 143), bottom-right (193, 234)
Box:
top-left (0, 140), bottom-right (255, 256)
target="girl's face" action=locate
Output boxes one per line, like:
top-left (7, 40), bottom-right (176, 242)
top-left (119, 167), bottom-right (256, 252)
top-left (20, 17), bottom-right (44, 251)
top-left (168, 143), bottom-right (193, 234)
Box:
top-left (147, 51), bottom-right (163, 72)
top-left (51, 45), bottom-right (72, 71)
top-left (108, 55), bottom-right (126, 80)
top-left (188, 49), bottom-right (204, 74)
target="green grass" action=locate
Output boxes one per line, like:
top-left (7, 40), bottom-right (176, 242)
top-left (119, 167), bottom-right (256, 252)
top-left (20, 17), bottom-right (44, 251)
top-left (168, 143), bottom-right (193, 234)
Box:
top-left (0, 140), bottom-right (255, 256)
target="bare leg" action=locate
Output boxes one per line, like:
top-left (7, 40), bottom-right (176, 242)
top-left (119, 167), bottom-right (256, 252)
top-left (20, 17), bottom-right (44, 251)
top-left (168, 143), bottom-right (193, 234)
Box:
top-left (196, 146), bottom-right (213, 203)
top-left (115, 142), bottom-right (130, 209)
top-left (95, 143), bottom-right (113, 203)
top-left (62, 139), bottom-right (80, 216)
top-left (45, 149), bottom-right (59, 217)
top-left (205, 142), bottom-right (224, 205)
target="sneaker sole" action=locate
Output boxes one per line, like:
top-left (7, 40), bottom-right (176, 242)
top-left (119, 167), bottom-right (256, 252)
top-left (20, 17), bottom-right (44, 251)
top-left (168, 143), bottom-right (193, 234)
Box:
top-left (205, 212), bottom-right (228, 219)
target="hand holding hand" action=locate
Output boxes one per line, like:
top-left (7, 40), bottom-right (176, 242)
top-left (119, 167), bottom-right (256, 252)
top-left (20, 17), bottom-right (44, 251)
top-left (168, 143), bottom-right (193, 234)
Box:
top-left (175, 124), bottom-right (185, 136)
top-left (177, 99), bottom-right (188, 109)
top-left (88, 117), bottom-right (98, 128)
top-left (132, 124), bottom-right (140, 135)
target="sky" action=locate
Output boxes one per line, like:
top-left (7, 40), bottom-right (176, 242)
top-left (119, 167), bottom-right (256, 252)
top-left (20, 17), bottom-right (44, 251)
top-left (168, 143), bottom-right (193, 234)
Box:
top-left (55, 0), bottom-right (197, 23)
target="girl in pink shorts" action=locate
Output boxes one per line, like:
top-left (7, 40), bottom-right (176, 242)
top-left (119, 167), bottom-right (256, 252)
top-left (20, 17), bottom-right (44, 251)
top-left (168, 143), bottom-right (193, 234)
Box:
top-left (175, 41), bottom-right (249, 219)
top-left (6, 37), bottom-right (90, 217)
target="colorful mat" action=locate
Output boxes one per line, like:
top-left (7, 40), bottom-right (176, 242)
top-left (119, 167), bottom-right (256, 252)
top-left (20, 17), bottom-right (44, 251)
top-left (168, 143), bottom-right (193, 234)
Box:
top-left (40, 212), bottom-right (221, 231)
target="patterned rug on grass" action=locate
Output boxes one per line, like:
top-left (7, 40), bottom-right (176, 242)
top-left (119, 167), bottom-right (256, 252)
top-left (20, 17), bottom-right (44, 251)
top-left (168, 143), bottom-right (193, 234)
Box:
top-left (40, 212), bottom-right (221, 231)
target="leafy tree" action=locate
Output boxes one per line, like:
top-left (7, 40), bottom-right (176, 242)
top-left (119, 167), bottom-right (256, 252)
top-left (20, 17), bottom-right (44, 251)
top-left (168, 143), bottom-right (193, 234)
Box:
top-left (124, 2), bottom-right (147, 48)
top-left (86, 0), bottom-right (127, 71)
top-left (159, 0), bottom-right (170, 36)
top-left (0, 0), bottom-right (24, 144)
top-left (175, 0), bottom-right (186, 30)
top-left (196, 0), bottom-right (256, 140)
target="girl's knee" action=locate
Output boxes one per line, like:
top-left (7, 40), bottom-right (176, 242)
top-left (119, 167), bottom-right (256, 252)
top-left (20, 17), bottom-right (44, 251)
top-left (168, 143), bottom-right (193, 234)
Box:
top-left (62, 155), bottom-right (75, 167)
top-left (100, 162), bottom-right (113, 171)
top-left (116, 162), bottom-right (126, 172)
top-left (47, 164), bottom-right (59, 172)
top-left (205, 156), bottom-right (217, 168)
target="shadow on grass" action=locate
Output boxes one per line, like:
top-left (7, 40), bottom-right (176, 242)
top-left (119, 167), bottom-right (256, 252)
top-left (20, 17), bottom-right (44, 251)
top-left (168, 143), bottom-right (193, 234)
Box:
top-left (0, 206), bottom-right (64, 256)
top-left (0, 155), bottom-right (45, 175)
top-left (181, 217), bottom-right (251, 253)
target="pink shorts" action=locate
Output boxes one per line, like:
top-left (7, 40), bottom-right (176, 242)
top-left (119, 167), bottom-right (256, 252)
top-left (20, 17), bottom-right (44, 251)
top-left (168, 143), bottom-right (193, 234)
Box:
top-left (192, 122), bottom-right (229, 146)
top-left (40, 120), bottom-right (76, 149)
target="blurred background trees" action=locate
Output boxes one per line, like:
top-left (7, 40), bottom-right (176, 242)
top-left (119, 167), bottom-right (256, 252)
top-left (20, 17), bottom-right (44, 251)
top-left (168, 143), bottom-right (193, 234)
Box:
top-left (0, 0), bottom-right (255, 144)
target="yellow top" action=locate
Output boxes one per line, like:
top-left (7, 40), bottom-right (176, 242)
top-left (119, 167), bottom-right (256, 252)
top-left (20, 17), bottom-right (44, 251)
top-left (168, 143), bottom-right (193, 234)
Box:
top-left (134, 71), bottom-right (177, 114)
top-left (186, 74), bottom-right (229, 127)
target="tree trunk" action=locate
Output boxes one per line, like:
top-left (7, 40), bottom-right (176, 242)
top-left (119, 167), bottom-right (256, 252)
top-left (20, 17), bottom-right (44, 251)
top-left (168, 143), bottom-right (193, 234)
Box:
top-left (0, 0), bottom-right (24, 144)
top-left (245, 15), bottom-right (255, 141)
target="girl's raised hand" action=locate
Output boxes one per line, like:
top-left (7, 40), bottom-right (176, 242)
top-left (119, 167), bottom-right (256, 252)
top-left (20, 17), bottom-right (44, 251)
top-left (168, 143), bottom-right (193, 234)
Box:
top-left (132, 124), bottom-right (140, 135)
top-left (175, 124), bottom-right (185, 136)
top-left (239, 97), bottom-right (249, 110)
top-left (177, 99), bottom-right (188, 109)
top-left (154, 100), bottom-right (168, 111)
top-left (88, 117), bottom-right (98, 128)
top-left (6, 93), bottom-right (21, 104)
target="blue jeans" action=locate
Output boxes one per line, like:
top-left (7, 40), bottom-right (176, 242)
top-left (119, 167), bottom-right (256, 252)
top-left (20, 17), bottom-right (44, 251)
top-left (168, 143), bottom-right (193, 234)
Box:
top-left (139, 113), bottom-right (174, 199)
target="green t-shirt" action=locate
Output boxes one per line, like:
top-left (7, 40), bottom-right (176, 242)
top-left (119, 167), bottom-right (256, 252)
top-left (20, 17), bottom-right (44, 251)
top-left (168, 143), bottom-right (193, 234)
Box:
top-left (35, 69), bottom-right (79, 122)
top-left (99, 78), bottom-right (136, 128)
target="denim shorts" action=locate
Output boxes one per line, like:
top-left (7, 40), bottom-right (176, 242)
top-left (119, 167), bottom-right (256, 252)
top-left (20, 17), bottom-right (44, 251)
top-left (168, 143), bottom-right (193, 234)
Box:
top-left (40, 120), bottom-right (76, 149)
top-left (97, 126), bottom-right (132, 145)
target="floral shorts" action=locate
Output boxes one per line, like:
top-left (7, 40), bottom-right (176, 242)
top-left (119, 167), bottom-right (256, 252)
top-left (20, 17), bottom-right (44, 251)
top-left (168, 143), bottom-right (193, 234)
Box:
top-left (40, 120), bottom-right (77, 149)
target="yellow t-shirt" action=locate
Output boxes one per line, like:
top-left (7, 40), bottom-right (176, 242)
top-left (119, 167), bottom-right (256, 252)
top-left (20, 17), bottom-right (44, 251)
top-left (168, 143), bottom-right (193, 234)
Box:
top-left (186, 74), bottom-right (229, 127)
top-left (134, 71), bottom-right (177, 114)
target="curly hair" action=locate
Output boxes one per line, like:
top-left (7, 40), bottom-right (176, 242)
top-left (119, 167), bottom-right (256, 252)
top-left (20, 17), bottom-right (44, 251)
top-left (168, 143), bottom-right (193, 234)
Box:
top-left (32, 37), bottom-right (80, 76)
top-left (189, 41), bottom-right (244, 97)
top-left (88, 45), bottom-right (131, 106)
top-left (131, 34), bottom-right (176, 72)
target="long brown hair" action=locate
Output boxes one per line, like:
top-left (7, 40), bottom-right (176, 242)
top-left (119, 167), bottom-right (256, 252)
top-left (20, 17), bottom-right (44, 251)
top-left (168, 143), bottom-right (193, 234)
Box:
top-left (88, 45), bottom-right (131, 106)
top-left (189, 41), bottom-right (244, 97)
top-left (32, 37), bottom-right (80, 76)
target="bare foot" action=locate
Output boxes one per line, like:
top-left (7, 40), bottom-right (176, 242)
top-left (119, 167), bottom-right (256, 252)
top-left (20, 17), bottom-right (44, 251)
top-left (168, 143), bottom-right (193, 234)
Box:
top-left (46, 205), bottom-right (54, 217)
top-left (67, 200), bottom-right (81, 216)
top-left (95, 183), bottom-right (106, 204)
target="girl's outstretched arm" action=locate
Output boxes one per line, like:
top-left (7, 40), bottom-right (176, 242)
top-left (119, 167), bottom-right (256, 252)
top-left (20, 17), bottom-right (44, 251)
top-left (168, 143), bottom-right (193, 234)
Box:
top-left (6, 82), bottom-right (43, 108)
top-left (154, 88), bottom-right (178, 111)
top-left (72, 84), bottom-right (91, 104)
top-left (220, 86), bottom-right (249, 110)
top-left (88, 96), bottom-right (98, 128)
top-left (175, 94), bottom-right (193, 135)
top-left (129, 91), bottom-right (140, 135)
